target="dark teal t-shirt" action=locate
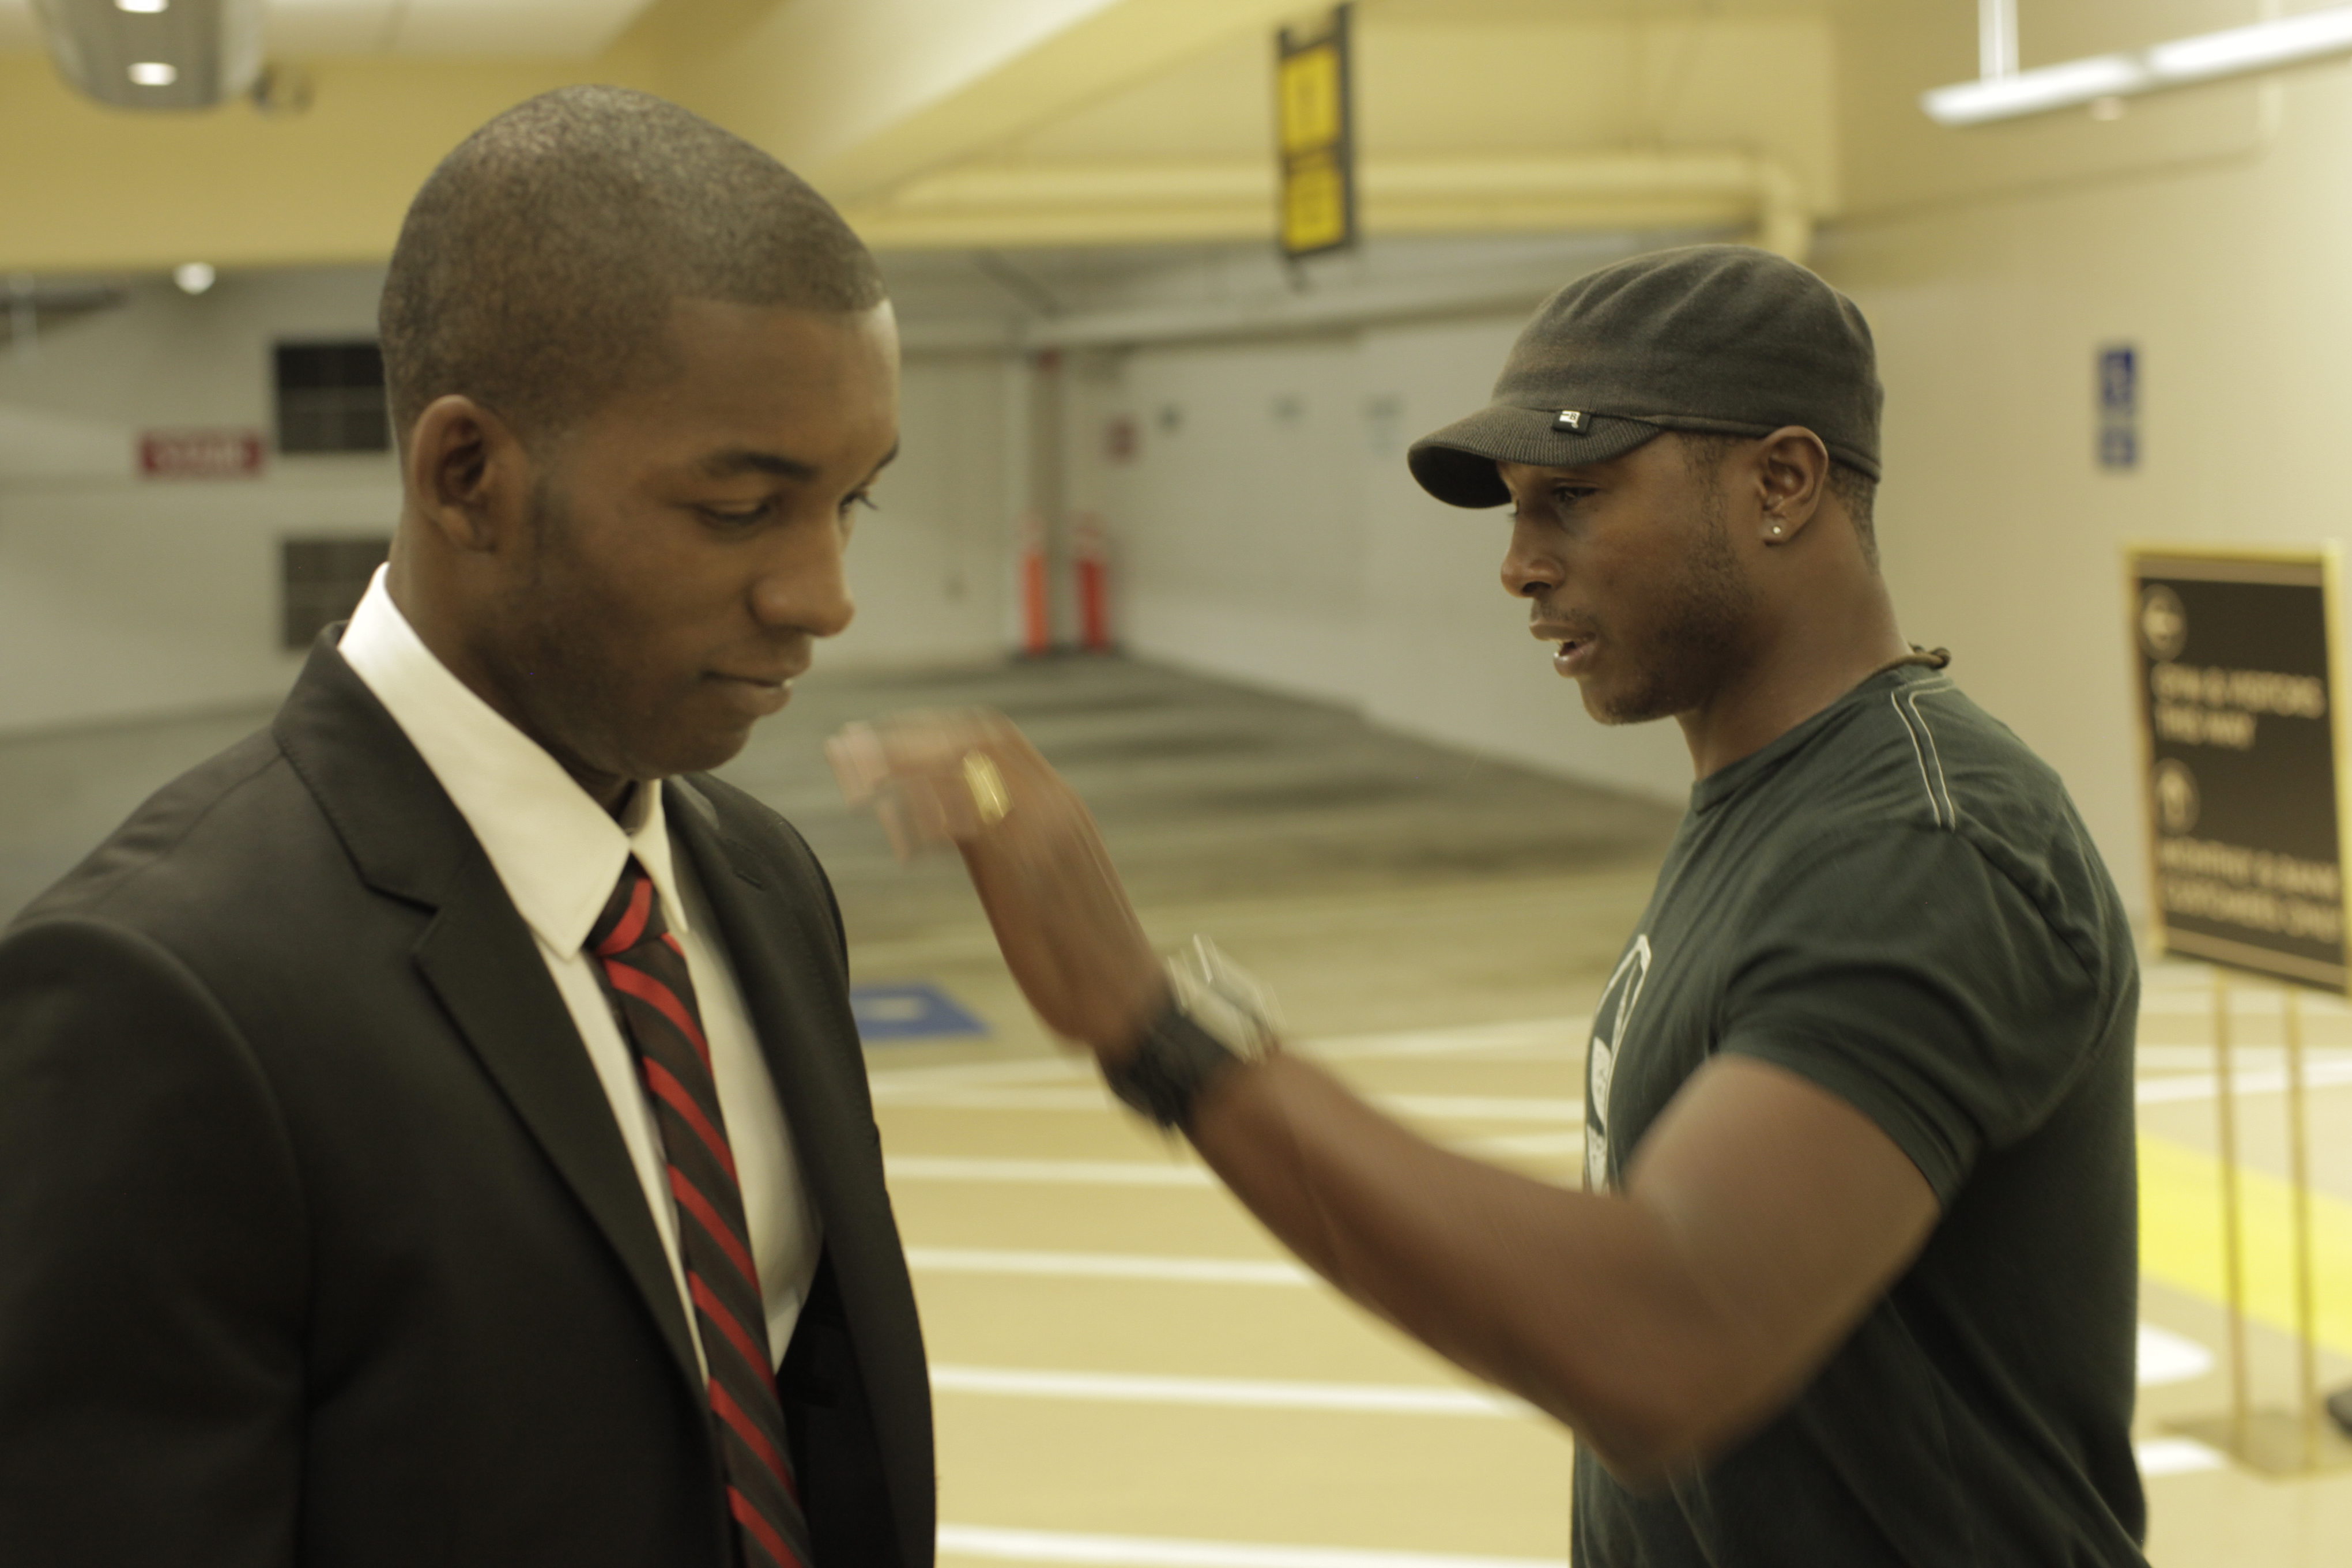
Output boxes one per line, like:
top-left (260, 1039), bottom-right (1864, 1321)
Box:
top-left (1573, 664), bottom-right (2147, 1567)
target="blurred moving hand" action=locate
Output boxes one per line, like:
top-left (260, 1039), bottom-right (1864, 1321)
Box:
top-left (828, 710), bottom-right (1167, 1056)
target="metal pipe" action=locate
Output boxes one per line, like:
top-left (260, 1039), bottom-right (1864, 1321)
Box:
top-left (1981, 0), bottom-right (2019, 80)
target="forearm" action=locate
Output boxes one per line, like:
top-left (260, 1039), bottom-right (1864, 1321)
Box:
top-left (1180, 1052), bottom-right (1768, 1479)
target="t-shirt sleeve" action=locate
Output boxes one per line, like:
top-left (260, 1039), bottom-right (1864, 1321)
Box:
top-left (1717, 825), bottom-right (2110, 1204)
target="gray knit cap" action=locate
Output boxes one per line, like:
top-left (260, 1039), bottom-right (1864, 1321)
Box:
top-left (1407, 244), bottom-right (1882, 508)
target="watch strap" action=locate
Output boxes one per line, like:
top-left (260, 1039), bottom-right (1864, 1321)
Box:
top-left (1103, 1000), bottom-right (1242, 1130)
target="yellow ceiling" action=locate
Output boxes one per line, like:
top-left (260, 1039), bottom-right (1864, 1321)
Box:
top-left (0, 0), bottom-right (2261, 277)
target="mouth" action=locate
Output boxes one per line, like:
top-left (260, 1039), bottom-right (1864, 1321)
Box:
top-left (1532, 622), bottom-right (1597, 677)
top-left (709, 667), bottom-right (808, 713)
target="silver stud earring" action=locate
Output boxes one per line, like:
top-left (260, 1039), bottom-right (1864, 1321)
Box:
top-left (1768, 523), bottom-right (1785, 537)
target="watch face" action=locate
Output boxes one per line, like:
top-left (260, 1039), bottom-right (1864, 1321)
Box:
top-left (1168, 938), bottom-right (1280, 1061)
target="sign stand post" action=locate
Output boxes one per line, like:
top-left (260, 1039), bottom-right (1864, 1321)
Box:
top-left (2283, 983), bottom-right (2322, 1470)
top-left (2211, 970), bottom-right (2251, 1461)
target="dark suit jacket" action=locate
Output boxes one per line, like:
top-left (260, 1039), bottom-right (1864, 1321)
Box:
top-left (0, 639), bottom-right (934, 1567)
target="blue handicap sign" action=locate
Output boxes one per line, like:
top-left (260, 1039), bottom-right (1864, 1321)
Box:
top-left (2099, 345), bottom-right (2138, 416)
top-left (850, 982), bottom-right (989, 1043)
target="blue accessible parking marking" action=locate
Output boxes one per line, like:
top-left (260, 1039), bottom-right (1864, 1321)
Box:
top-left (850, 982), bottom-right (989, 1044)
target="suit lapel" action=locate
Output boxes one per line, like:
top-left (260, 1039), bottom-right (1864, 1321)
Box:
top-left (669, 775), bottom-right (938, 1567)
top-left (273, 638), bottom-right (702, 1393)
top-left (664, 782), bottom-right (888, 1242)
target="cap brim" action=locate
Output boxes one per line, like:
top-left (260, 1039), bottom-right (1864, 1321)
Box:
top-left (1407, 407), bottom-right (1663, 508)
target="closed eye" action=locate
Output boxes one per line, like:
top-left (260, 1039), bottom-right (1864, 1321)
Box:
top-left (700, 500), bottom-right (777, 528)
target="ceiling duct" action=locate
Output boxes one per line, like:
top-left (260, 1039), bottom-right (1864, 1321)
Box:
top-left (32, 0), bottom-right (266, 111)
top-left (2, 280), bottom-right (130, 352)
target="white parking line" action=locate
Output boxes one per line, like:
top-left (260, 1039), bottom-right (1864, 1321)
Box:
top-left (927, 1324), bottom-right (2203, 1419)
top-left (2135, 1437), bottom-right (2227, 1477)
top-left (2135, 1060), bottom-right (2352, 1105)
top-left (907, 1247), bottom-right (1314, 1286)
top-left (875, 1086), bottom-right (1584, 1121)
top-left (930, 1364), bottom-right (1528, 1418)
top-left (1307, 1018), bottom-right (1588, 1061)
top-left (2137, 1324), bottom-right (2214, 1386)
top-left (937, 1525), bottom-right (1562, 1567)
top-left (889, 1156), bottom-right (1216, 1187)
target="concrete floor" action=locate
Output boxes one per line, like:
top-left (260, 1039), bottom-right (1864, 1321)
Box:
top-left (6, 653), bottom-right (2352, 1565)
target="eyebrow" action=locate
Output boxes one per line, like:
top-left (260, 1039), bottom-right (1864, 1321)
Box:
top-left (697, 442), bottom-right (900, 483)
top-left (699, 449), bottom-right (818, 481)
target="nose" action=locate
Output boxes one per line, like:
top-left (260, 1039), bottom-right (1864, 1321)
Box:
top-left (1501, 512), bottom-right (1563, 600)
top-left (752, 514), bottom-right (855, 638)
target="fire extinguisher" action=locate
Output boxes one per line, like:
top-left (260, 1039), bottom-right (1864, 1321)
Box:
top-left (1073, 512), bottom-right (1111, 654)
top-left (1019, 508), bottom-right (1051, 658)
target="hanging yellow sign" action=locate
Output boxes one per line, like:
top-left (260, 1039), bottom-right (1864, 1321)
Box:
top-left (1276, 6), bottom-right (1356, 258)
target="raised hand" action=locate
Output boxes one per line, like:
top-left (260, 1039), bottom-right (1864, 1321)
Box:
top-left (828, 709), bottom-right (1168, 1057)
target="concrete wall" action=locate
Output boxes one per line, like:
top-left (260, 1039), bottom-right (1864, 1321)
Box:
top-left (1015, 2), bottom-right (2352, 923)
top-left (1061, 300), bottom-right (1694, 808)
top-left (0, 267), bottom-right (1013, 735)
top-left (0, 267), bottom-right (399, 734)
top-left (1814, 1), bottom-right (2352, 925)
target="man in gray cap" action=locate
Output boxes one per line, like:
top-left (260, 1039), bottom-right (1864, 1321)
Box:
top-left (837, 245), bottom-right (2148, 1565)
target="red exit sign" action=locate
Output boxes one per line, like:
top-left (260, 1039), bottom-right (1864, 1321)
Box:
top-left (140, 429), bottom-right (267, 479)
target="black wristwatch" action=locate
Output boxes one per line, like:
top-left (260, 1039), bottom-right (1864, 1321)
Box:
top-left (1102, 937), bottom-right (1280, 1131)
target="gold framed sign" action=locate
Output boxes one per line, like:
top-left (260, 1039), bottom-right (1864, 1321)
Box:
top-left (2126, 545), bottom-right (2351, 990)
top-left (1276, 5), bottom-right (1356, 259)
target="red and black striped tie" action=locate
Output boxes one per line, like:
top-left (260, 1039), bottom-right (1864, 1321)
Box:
top-left (590, 860), bottom-right (813, 1568)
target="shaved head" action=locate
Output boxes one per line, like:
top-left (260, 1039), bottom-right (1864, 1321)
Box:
top-left (380, 84), bottom-right (887, 451)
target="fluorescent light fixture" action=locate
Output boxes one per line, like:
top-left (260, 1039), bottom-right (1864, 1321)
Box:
top-left (35, 0), bottom-right (265, 110)
top-left (2150, 9), bottom-right (2352, 83)
top-left (1924, 3), bottom-right (2352, 127)
top-left (173, 262), bottom-right (216, 295)
top-left (1926, 55), bottom-right (2147, 125)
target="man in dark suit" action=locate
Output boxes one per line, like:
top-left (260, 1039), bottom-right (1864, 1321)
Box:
top-left (0, 87), bottom-right (930, 1568)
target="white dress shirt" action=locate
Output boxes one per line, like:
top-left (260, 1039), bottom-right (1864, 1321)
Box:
top-left (339, 566), bottom-right (820, 1374)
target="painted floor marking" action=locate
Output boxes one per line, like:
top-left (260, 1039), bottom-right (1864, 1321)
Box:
top-left (930, 1364), bottom-right (1528, 1418)
top-left (876, 1085), bottom-right (1582, 1121)
top-left (869, 1056), bottom-right (1093, 1091)
top-left (853, 982), bottom-right (990, 1042)
top-left (2139, 1133), bottom-right (2352, 1354)
top-left (2134, 1437), bottom-right (2228, 1477)
top-left (937, 1525), bottom-right (1562, 1568)
top-left (2135, 1060), bottom-right (2352, 1105)
top-left (1307, 1017), bottom-right (1588, 1061)
top-left (889, 1156), bottom-right (1216, 1188)
top-left (907, 1247), bottom-right (1314, 1286)
top-left (2136, 1323), bottom-right (2215, 1386)
top-left (928, 1321), bottom-right (2200, 1422)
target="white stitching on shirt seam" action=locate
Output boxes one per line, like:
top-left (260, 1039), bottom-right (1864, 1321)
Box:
top-left (1890, 688), bottom-right (1946, 829)
top-left (1901, 679), bottom-right (1958, 829)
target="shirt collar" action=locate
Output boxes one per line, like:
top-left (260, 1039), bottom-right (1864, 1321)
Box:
top-left (337, 565), bottom-right (693, 956)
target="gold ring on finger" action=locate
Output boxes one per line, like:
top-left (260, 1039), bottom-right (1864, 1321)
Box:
top-left (962, 751), bottom-right (1011, 826)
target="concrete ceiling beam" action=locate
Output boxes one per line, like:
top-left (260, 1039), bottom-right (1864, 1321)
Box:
top-left (648, 0), bottom-right (1317, 206)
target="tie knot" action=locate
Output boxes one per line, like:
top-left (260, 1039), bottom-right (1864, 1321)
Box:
top-left (589, 858), bottom-right (670, 959)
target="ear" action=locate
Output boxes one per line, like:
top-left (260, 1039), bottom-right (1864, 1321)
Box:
top-left (401, 394), bottom-right (532, 555)
top-left (1751, 427), bottom-right (1831, 546)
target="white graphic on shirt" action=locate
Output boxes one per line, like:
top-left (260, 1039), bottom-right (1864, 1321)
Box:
top-left (1586, 934), bottom-right (1652, 1193)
